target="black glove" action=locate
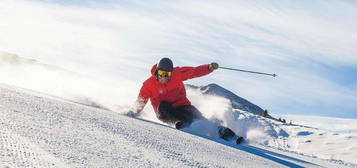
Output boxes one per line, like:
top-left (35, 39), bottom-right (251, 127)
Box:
top-left (208, 62), bottom-right (219, 71)
top-left (126, 110), bottom-right (140, 117)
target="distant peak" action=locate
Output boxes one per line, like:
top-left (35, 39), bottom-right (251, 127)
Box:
top-left (187, 83), bottom-right (265, 116)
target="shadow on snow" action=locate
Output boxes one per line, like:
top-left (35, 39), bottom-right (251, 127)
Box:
top-left (132, 117), bottom-right (321, 168)
top-left (182, 129), bottom-right (321, 168)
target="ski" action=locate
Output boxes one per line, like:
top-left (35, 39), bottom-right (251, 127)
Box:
top-left (218, 126), bottom-right (244, 145)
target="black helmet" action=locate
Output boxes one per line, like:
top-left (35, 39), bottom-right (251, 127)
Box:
top-left (158, 58), bottom-right (173, 72)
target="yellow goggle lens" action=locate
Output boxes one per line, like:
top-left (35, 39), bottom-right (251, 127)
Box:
top-left (158, 70), bottom-right (172, 77)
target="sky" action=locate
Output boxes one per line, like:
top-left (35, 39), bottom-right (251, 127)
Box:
top-left (0, 0), bottom-right (357, 119)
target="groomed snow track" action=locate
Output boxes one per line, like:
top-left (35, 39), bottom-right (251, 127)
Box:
top-left (0, 85), bottom-right (349, 168)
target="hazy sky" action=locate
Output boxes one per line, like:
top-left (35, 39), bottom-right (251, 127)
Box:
top-left (1, 0), bottom-right (357, 118)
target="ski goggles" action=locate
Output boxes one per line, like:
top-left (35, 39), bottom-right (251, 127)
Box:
top-left (157, 70), bottom-right (172, 77)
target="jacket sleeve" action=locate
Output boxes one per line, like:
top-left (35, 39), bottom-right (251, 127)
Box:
top-left (178, 64), bottom-right (213, 81)
top-left (134, 82), bottom-right (151, 113)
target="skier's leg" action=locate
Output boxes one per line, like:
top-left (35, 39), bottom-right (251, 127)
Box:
top-left (157, 101), bottom-right (180, 125)
top-left (177, 105), bottom-right (205, 121)
top-left (174, 105), bottom-right (205, 129)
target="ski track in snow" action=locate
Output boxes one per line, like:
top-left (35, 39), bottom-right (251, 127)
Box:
top-left (0, 85), bottom-right (353, 168)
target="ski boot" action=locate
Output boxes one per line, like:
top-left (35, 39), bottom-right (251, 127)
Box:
top-left (218, 126), bottom-right (244, 145)
top-left (175, 121), bottom-right (191, 129)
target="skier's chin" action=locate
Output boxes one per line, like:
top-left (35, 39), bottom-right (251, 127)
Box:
top-left (158, 77), bottom-right (169, 83)
top-left (159, 80), bottom-right (169, 83)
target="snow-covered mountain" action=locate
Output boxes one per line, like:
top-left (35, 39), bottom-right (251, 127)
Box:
top-left (1, 52), bottom-right (357, 167)
top-left (187, 84), bottom-right (265, 116)
top-left (187, 84), bottom-right (357, 166)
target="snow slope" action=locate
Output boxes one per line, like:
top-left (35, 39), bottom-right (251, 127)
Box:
top-left (186, 84), bottom-right (357, 166)
top-left (0, 84), bottom-right (354, 168)
top-left (1, 52), bottom-right (357, 167)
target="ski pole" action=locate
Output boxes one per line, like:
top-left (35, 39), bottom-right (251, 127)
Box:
top-left (219, 66), bottom-right (277, 77)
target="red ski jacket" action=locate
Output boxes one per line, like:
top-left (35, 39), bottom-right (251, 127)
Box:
top-left (135, 64), bottom-right (213, 115)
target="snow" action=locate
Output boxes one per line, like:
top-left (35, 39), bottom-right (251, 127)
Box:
top-left (1, 52), bottom-right (357, 167)
top-left (188, 84), bottom-right (357, 166)
top-left (0, 85), bottom-right (283, 167)
top-left (276, 124), bottom-right (357, 164)
top-left (189, 84), bottom-right (265, 115)
top-left (279, 114), bottom-right (357, 134)
top-left (1, 1), bottom-right (357, 167)
top-left (0, 84), bottom-right (355, 168)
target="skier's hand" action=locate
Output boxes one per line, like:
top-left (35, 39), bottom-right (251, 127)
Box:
top-left (208, 62), bottom-right (219, 71)
top-left (126, 110), bottom-right (140, 118)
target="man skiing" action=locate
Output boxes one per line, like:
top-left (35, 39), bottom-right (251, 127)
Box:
top-left (130, 58), bottom-right (243, 144)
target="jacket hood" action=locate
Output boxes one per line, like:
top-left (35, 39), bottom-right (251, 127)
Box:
top-left (151, 64), bottom-right (158, 76)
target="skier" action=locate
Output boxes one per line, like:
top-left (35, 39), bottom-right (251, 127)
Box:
top-left (130, 58), bottom-right (243, 144)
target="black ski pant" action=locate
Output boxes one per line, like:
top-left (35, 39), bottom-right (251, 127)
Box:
top-left (157, 101), bottom-right (204, 125)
